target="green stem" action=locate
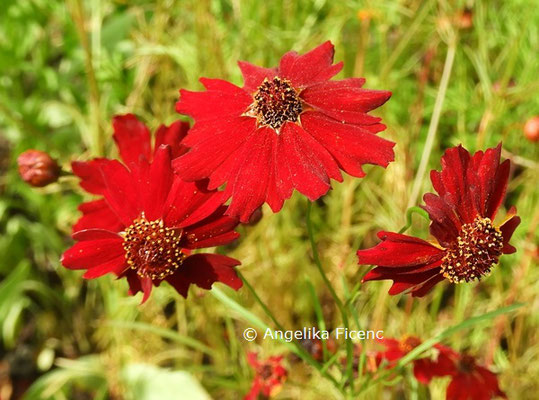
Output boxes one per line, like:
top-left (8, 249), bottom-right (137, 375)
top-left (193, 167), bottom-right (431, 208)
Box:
top-left (238, 271), bottom-right (342, 389)
top-left (306, 202), bottom-right (355, 396)
top-left (407, 38), bottom-right (457, 208)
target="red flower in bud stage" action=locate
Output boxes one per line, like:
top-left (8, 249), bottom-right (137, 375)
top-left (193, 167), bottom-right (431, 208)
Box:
top-left (62, 114), bottom-right (242, 303)
top-left (18, 150), bottom-right (61, 187)
top-left (357, 144), bottom-right (520, 297)
top-left (174, 41), bottom-right (394, 222)
top-left (245, 352), bottom-right (287, 400)
top-left (524, 116), bottom-right (539, 142)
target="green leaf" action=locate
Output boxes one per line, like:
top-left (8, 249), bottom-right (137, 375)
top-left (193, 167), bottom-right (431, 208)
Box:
top-left (122, 364), bottom-right (212, 400)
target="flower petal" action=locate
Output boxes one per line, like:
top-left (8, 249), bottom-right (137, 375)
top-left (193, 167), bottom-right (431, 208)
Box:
top-left (301, 78), bottom-right (391, 114)
top-left (357, 231), bottom-right (444, 267)
top-left (154, 120), bottom-right (190, 159)
top-left (143, 145), bottom-right (174, 221)
top-left (182, 206), bottom-right (239, 249)
top-left (179, 253), bottom-right (242, 291)
top-left (72, 159), bottom-right (111, 195)
top-left (302, 112), bottom-right (395, 178)
top-left (62, 236), bottom-right (124, 270)
top-left (279, 41), bottom-right (343, 87)
top-left (238, 60), bottom-right (278, 92)
top-left (112, 114), bottom-right (152, 165)
top-left (99, 160), bottom-right (141, 226)
top-left (73, 199), bottom-right (124, 233)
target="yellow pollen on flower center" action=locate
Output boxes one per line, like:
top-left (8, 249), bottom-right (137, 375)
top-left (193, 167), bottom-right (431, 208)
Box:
top-left (122, 214), bottom-right (186, 280)
top-left (440, 216), bottom-right (503, 284)
top-left (248, 77), bottom-right (302, 131)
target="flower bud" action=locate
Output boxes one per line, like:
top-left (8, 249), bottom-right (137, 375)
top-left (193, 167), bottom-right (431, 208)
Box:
top-left (18, 150), bottom-right (61, 187)
top-left (524, 116), bottom-right (539, 142)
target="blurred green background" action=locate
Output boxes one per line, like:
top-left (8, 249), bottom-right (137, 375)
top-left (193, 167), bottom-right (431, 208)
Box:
top-left (0, 0), bottom-right (538, 399)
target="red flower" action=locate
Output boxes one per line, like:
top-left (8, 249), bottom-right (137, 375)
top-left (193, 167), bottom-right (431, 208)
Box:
top-left (174, 41), bottom-right (394, 222)
top-left (245, 352), bottom-right (287, 400)
top-left (62, 114), bottom-right (242, 303)
top-left (357, 144), bottom-right (520, 296)
top-left (442, 351), bottom-right (506, 400)
top-left (18, 149), bottom-right (61, 187)
top-left (375, 336), bottom-right (452, 384)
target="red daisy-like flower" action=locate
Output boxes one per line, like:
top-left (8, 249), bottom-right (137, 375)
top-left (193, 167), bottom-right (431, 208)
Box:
top-left (441, 349), bottom-right (507, 400)
top-left (375, 336), bottom-right (452, 384)
top-left (245, 352), bottom-right (288, 400)
top-left (174, 41), bottom-right (394, 222)
top-left (62, 114), bottom-right (242, 303)
top-left (357, 144), bottom-right (520, 296)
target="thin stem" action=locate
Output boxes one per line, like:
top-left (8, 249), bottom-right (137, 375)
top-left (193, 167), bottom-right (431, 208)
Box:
top-left (306, 202), bottom-right (355, 395)
top-left (69, 0), bottom-right (103, 156)
top-left (238, 271), bottom-right (342, 389)
top-left (407, 39), bottom-right (457, 208)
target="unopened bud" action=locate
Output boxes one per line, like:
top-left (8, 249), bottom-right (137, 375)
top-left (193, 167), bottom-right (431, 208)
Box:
top-left (524, 116), bottom-right (539, 143)
top-left (18, 150), bottom-right (61, 187)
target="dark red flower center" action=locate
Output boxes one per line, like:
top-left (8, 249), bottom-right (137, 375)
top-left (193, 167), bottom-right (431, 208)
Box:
top-left (122, 214), bottom-right (186, 280)
top-left (441, 216), bottom-right (503, 283)
top-left (260, 364), bottom-right (274, 380)
top-left (457, 354), bottom-right (477, 374)
top-left (399, 336), bottom-right (421, 353)
top-left (249, 77), bottom-right (302, 131)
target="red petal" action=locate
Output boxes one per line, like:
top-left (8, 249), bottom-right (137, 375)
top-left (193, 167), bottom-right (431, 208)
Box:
top-left (172, 117), bottom-right (256, 183)
top-left (154, 120), bottom-right (190, 159)
top-left (140, 276), bottom-right (153, 304)
top-left (72, 159), bottom-right (111, 195)
top-left (176, 80), bottom-right (251, 122)
top-left (238, 61), bottom-right (278, 92)
top-left (99, 160), bottom-right (141, 226)
top-left (486, 158), bottom-right (510, 219)
top-left (182, 206), bottom-right (239, 249)
top-left (386, 270), bottom-right (441, 295)
top-left (164, 179), bottom-right (225, 228)
top-left (73, 199), bottom-right (124, 233)
top-left (278, 41), bottom-right (343, 87)
top-left (165, 272), bottom-right (191, 298)
top-left (422, 193), bottom-right (461, 246)
top-left (301, 78), bottom-right (391, 114)
top-left (112, 114), bottom-right (152, 165)
top-left (62, 236), bottom-right (124, 270)
top-left (83, 255), bottom-right (126, 279)
top-left (357, 231), bottom-right (444, 267)
top-left (72, 228), bottom-right (122, 241)
top-left (411, 274), bottom-right (445, 297)
top-left (500, 211), bottom-right (520, 254)
top-left (278, 122), bottom-right (338, 200)
top-left (143, 145), bottom-right (173, 221)
top-left (302, 112), bottom-right (395, 177)
top-left (438, 145), bottom-right (477, 224)
top-left (225, 128), bottom-right (274, 222)
top-left (179, 253), bottom-right (242, 291)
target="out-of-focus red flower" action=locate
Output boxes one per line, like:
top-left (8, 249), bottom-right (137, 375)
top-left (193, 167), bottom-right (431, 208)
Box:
top-left (436, 347), bottom-right (507, 400)
top-left (524, 116), bottom-right (539, 142)
top-left (358, 144), bottom-right (520, 296)
top-left (375, 337), bottom-right (506, 399)
top-left (17, 150), bottom-right (61, 187)
top-left (174, 41), bottom-right (394, 222)
top-left (62, 114), bottom-right (242, 303)
top-left (375, 336), bottom-right (453, 384)
top-left (456, 9), bottom-right (473, 29)
top-left (245, 352), bottom-right (287, 400)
